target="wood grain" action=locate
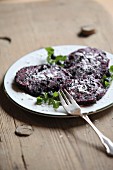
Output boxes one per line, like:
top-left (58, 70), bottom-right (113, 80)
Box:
top-left (97, 0), bottom-right (113, 17)
top-left (0, 0), bottom-right (113, 170)
top-left (0, 0), bottom-right (49, 3)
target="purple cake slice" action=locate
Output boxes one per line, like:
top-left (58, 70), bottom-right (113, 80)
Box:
top-left (64, 47), bottom-right (109, 79)
top-left (63, 47), bottom-right (109, 105)
top-left (64, 77), bottom-right (107, 105)
top-left (15, 64), bottom-right (71, 96)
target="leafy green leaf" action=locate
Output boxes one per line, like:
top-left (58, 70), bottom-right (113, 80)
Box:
top-left (45, 47), bottom-right (54, 57)
top-left (110, 65), bottom-right (113, 73)
top-left (37, 97), bottom-right (43, 105)
top-left (53, 91), bottom-right (59, 98)
top-left (43, 92), bottom-right (48, 103)
top-left (104, 81), bottom-right (111, 87)
top-left (36, 91), bottom-right (61, 109)
top-left (55, 55), bottom-right (67, 62)
top-left (102, 65), bottom-right (113, 87)
top-left (53, 100), bottom-right (60, 109)
top-left (45, 47), bottom-right (55, 64)
top-left (45, 47), bottom-right (67, 66)
top-left (48, 98), bottom-right (53, 105)
top-left (111, 74), bottom-right (113, 80)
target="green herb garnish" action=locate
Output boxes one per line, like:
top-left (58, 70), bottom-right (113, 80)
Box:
top-left (45, 47), bottom-right (67, 66)
top-left (102, 65), bottom-right (113, 87)
top-left (36, 47), bottom-right (67, 109)
top-left (45, 47), bottom-right (55, 64)
top-left (36, 91), bottom-right (60, 109)
top-left (110, 65), bottom-right (113, 73)
top-left (37, 96), bottom-right (43, 105)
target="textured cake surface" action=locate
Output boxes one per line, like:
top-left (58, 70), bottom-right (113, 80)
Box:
top-left (63, 47), bottom-right (109, 104)
top-left (64, 47), bottom-right (109, 79)
top-left (15, 64), bottom-right (71, 96)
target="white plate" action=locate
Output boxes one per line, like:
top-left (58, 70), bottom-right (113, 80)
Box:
top-left (4, 45), bottom-right (113, 117)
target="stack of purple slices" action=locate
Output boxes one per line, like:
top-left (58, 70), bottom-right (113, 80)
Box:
top-left (15, 47), bottom-right (109, 105)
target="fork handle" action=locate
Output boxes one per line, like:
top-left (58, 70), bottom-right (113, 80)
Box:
top-left (82, 115), bottom-right (113, 156)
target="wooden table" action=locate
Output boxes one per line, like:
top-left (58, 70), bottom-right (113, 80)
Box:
top-left (0, 0), bottom-right (113, 169)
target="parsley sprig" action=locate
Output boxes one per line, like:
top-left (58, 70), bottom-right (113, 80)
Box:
top-left (45, 47), bottom-right (67, 66)
top-left (37, 91), bottom-right (60, 109)
top-left (102, 65), bottom-right (113, 87)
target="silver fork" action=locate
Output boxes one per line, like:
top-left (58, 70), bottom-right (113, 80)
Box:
top-left (58, 89), bottom-right (113, 156)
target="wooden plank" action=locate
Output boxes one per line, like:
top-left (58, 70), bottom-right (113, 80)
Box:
top-left (0, 0), bottom-right (49, 3)
top-left (0, 0), bottom-right (113, 170)
top-left (97, 0), bottom-right (113, 17)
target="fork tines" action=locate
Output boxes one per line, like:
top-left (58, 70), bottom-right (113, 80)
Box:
top-left (59, 89), bottom-right (80, 107)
